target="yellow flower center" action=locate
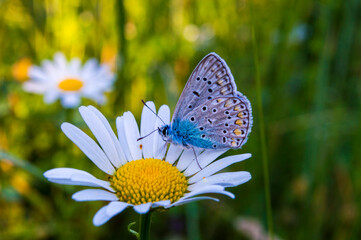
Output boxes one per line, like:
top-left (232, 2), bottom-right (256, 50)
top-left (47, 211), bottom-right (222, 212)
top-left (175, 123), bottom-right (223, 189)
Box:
top-left (58, 78), bottom-right (83, 91)
top-left (110, 158), bottom-right (188, 205)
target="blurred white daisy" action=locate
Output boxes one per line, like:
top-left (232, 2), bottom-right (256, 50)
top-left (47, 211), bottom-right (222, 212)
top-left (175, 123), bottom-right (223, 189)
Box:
top-left (23, 52), bottom-right (115, 108)
top-left (44, 102), bottom-right (251, 226)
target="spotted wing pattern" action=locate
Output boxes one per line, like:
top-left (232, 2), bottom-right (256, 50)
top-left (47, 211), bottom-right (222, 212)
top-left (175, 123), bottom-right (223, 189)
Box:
top-left (172, 53), bottom-right (253, 149)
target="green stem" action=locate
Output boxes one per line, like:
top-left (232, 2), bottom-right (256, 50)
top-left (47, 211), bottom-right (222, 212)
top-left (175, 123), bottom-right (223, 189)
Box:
top-left (139, 212), bottom-right (152, 240)
top-left (114, 0), bottom-right (128, 110)
top-left (249, 0), bottom-right (274, 239)
top-left (185, 203), bottom-right (201, 240)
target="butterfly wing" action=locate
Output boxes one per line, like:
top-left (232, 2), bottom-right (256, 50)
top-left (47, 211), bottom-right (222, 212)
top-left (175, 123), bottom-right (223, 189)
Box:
top-left (172, 52), bottom-right (252, 149)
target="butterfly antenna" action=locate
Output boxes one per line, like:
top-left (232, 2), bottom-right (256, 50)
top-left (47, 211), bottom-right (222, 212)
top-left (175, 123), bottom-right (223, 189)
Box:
top-left (141, 100), bottom-right (166, 125)
top-left (192, 147), bottom-right (202, 170)
top-left (137, 128), bottom-right (159, 141)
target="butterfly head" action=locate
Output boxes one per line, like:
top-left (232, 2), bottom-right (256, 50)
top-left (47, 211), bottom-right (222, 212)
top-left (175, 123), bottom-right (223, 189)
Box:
top-left (158, 124), bottom-right (171, 142)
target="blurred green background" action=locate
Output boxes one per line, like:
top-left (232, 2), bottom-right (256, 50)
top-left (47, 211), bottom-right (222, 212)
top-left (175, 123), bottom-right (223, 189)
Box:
top-left (0, 0), bottom-right (360, 239)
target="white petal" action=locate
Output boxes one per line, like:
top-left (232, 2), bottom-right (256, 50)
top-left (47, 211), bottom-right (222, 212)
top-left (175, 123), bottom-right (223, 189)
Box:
top-left (54, 52), bottom-right (67, 71)
top-left (83, 64), bottom-right (103, 82)
top-left (87, 106), bottom-right (126, 167)
top-left (169, 197), bottom-right (219, 207)
top-left (79, 106), bottom-right (125, 168)
top-left (44, 168), bottom-right (87, 179)
top-left (133, 202), bottom-right (152, 214)
top-left (180, 185), bottom-right (224, 200)
top-left (92, 94), bottom-right (106, 105)
top-left (44, 90), bottom-right (59, 103)
top-left (44, 168), bottom-right (114, 192)
top-left (176, 148), bottom-right (202, 172)
top-left (153, 105), bottom-right (170, 159)
top-left (61, 94), bottom-right (81, 108)
top-left (188, 153), bottom-right (251, 184)
top-left (184, 149), bottom-right (228, 176)
top-left (165, 144), bottom-right (183, 164)
top-left (93, 205), bottom-right (110, 226)
top-left (179, 185), bottom-right (235, 200)
top-left (151, 200), bottom-right (171, 208)
top-left (188, 171), bottom-right (251, 191)
top-left (82, 59), bottom-right (98, 78)
top-left (61, 123), bottom-right (115, 174)
top-left (68, 58), bottom-right (81, 75)
top-left (105, 201), bottom-right (129, 216)
top-left (116, 116), bottom-right (133, 161)
top-left (23, 81), bottom-right (47, 93)
top-left (123, 112), bottom-right (142, 161)
top-left (93, 201), bottom-right (129, 226)
top-left (28, 66), bottom-right (48, 82)
top-left (72, 189), bottom-right (118, 201)
top-left (140, 101), bottom-right (157, 159)
top-left (43, 60), bottom-right (59, 80)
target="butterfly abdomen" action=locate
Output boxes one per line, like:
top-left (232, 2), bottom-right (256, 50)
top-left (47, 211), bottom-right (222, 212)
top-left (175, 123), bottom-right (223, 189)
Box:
top-left (169, 119), bottom-right (217, 149)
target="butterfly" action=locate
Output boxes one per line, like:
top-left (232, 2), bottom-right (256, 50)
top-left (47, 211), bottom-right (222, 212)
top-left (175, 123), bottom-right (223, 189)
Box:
top-left (158, 52), bottom-right (253, 152)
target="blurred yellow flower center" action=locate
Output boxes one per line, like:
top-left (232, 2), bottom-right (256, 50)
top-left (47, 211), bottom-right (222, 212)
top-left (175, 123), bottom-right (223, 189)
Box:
top-left (58, 78), bottom-right (83, 91)
top-left (110, 158), bottom-right (188, 205)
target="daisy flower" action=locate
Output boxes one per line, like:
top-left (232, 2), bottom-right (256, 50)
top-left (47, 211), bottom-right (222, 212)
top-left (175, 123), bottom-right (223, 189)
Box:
top-left (23, 52), bottom-right (115, 108)
top-left (44, 102), bottom-right (251, 226)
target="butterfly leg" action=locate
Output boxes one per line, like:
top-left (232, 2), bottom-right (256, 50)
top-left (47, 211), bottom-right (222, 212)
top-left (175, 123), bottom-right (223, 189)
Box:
top-left (192, 147), bottom-right (202, 170)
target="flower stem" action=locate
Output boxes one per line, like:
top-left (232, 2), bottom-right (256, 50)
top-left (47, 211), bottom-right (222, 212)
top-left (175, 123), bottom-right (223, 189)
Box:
top-left (139, 212), bottom-right (152, 240)
top-left (185, 203), bottom-right (201, 240)
top-left (249, 0), bottom-right (274, 239)
top-left (114, 0), bottom-right (128, 110)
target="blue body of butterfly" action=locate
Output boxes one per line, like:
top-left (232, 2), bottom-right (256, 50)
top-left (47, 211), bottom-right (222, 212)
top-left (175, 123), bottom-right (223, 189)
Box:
top-left (160, 119), bottom-right (215, 149)
top-left (159, 52), bottom-right (253, 150)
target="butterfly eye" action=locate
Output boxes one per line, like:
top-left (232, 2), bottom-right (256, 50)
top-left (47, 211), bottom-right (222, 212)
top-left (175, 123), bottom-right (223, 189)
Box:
top-left (162, 127), bottom-right (167, 135)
